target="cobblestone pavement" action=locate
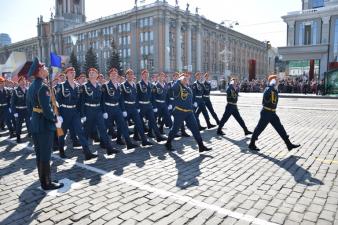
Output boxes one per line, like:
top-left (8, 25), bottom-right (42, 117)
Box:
top-left (1, 94), bottom-right (338, 225)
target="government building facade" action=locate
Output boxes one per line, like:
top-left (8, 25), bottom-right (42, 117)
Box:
top-left (0, 0), bottom-right (269, 80)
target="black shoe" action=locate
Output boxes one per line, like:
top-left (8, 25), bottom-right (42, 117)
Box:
top-left (84, 152), bottom-right (97, 160)
top-left (199, 143), bottom-right (212, 152)
top-left (116, 138), bottom-right (125, 146)
top-left (174, 134), bottom-right (181, 138)
top-left (59, 147), bottom-right (67, 159)
top-left (207, 123), bottom-right (217, 129)
top-left (39, 162), bottom-right (64, 190)
top-left (181, 131), bottom-right (191, 137)
top-left (107, 147), bottom-right (119, 155)
top-left (16, 136), bottom-right (21, 143)
top-left (127, 142), bottom-right (139, 150)
top-left (9, 132), bottom-right (15, 138)
top-left (249, 142), bottom-right (260, 151)
top-left (72, 139), bottom-right (81, 148)
top-left (141, 140), bottom-right (153, 147)
top-left (286, 141), bottom-right (300, 151)
top-left (111, 132), bottom-right (117, 139)
top-left (159, 126), bottom-right (165, 135)
top-left (217, 129), bottom-right (225, 136)
top-left (156, 135), bottom-right (167, 142)
top-left (165, 141), bottom-right (174, 151)
top-left (199, 126), bottom-right (207, 131)
top-left (244, 130), bottom-right (253, 135)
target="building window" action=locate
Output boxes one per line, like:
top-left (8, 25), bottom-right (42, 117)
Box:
top-left (304, 24), bottom-right (312, 45)
top-left (150, 31), bottom-right (154, 41)
top-left (312, 0), bottom-right (324, 8)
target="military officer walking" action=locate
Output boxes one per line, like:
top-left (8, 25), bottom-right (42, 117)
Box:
top-left (11, 76), bottom-right (30, 143)
top-left (217, 78), bottom-right (252, 136)
top-left (165, 73), bottom-right (212, 153)
top-left (80, 68), bottom-right (119, 155)
top-left (202, 73), bottom-right (220, 124)
top-left (56, 67), bottom-right (97, 160)
top-left (26, 57), bottom-right (64, 190)
top-left (249, 75), bottom-right (300, 151)
top-left (0, 77), bottom-right (15, 138)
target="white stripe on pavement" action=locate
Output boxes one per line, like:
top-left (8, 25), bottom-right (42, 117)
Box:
top-left (3, 138), bottom-right (278, 225)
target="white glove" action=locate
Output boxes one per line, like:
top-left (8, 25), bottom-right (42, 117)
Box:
top-left (137, 109), bottom-right (140, 113)
top-left (103, 113), bottom-right (108, 119)
top-left (153, 108), bottom-right (158, 113)
top-left (123, 111), bottom-right (127, 118)
top-left (194, 102), bottom-right (198, 108)
top-left (30, 117), bottom-right (32, 121)
top-left (9, 108), bottom-right (11, 113)
top-left (57, 116), bottom-right (63, 123)
top-left (55, 120), bottom-right (62, 128)
top-left (81, 117), bottom-right (87, 123)
top-left (14, 113), bottom-right (18, 118)
top-left (168, 105), bottom-right (173, 110)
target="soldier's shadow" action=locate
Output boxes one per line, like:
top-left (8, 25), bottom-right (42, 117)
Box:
top-left (248, 151), bottom-right (324, 186)
top-left (221, 136), bottom-right (250, 149)
top-left (168, 152), bottom-right (213, 189)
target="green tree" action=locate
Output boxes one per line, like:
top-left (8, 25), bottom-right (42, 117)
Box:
top-left (69, 50), bottom-right (81, 76)
top-left (84, 46), bottom-right (99, 73)
top-left (106, 39), bottom-right (123, 75)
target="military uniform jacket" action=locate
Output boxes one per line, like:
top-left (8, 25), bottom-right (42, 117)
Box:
top-left (56, 80), bottom-right (82, 112)
top-left (136, 80), bottom-right (154, 107)
top-left (80, 82), bottom-right (105, 116)
top-left (203, 81), bottom-right (211, 98)
top-left (166, 80), bottom-right (176, 106)
top-left (10, 86), bottom-right (28, 114)
top-left (152, 82), bottom-right (169, 105)
top-left (0, 88), bottom-right (11, 110)
top-left (101, 80), bottom-right (125, 112)
top-left (172, 81), bottom-right (194, 111)
top-left (27, 77), bottom-right (56, 133)
top-left (226, 84), bottom-right (239, 104)
top-left (120, 81), bottom-right (139, 109)
top-left (192, 81), bottom-right (205, 103)
top-left (262, 86), bottom-right (279, 110)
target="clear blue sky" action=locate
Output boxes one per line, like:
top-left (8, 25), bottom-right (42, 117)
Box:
top-left (0, 0), bottom-right (301, 47)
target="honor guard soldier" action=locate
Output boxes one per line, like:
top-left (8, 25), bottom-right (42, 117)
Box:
top-left (152, 72), bottom-right (173, 133)
top-left (165, 73), bottom-right (212, 152)
top-left (120, 69), bottom-right (153, 146)
top-left (26, 57), bottom-right (64, 190)
top-left (80, 68), bottom-right (119, 155)
top-left (249, 75), bottom-right (300, 151)
top-left (202, 73), bottom-right (220, 124)
top-left (56, 67), bottom-right (97, 160)
top-left (192, 72), bottom-right (216, 130)
top-left (0, 77), bottom-right (15, 138)
top-left (137, 69), bottom-right (166, 143)
top-left (11, 76), bottom-right (30, 143)
top-left (217, 78), bottom-right (252, 136)
top-left (102, 68), bottom-right (138, 149)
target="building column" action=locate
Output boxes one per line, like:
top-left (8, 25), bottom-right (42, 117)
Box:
top-left (196, 24), bottom-right (202, 72)
top-left (187, 21), bottom-right (192, 72)
top-left (321, 16), bottom-right (331, 44)
top-left (164, 12), bottom-right (170, 72)
top-left (176, 16), bottom-right (182, 72)
top-left (287, 20), bottom-right (295, 46)
top-left (131, 18), bottom-right (139, 75)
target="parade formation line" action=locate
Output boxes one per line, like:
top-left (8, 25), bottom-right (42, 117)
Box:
top-left (3, 138), bottom-right (278, 225)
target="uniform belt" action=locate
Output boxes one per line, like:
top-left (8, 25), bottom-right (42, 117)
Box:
top-left (169, 98), bottom-right (174, 101)
top-left (0, 103), bottom-right (7, 107)
top-left (60, 104), bottom-right (77, 109)
top-left (124, 101), bottom-right (135, 105)
top-left (33, 107), bottom-right (43, 113)
top-left (175, 106), bottom-right (192, 113)
top-left (139, 101), bottom-right (150, 104)
top-left (155, 100), bottom-right (165, 103)
top-left (16, 106), bottom-right (27, 109)
top-left (85, 103), bottom-right (100, 107)
top-left (227, 102), bottom-right (237, 106)
top-left (263, 106), bottom-right (276, 112)
top-left (105, 102), bottom-right (119, 107)
top-left (195, 96), bottom-right (203, 99)
top-left (203, 95), bottom-right (210, 98)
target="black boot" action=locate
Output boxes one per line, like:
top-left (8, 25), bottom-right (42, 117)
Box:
top-left (59, 146), bottom-right (67, 159)
top-left (126, 140), bottom-right (139, 150)
top-left (156, 135), bottom-right (167, 142)
top-left (39, 161), bottom-right (64, 190)
top-left (116, 137), bottom-right (125, 146)
top-left (72, 139), bottom-right (81, 148)
top-left (207, 121), bottom-right (217, 129)
top-left (83, 147), bottom-right (97, 160)
top-left (165, 140), bottom-right (174, 151)
top-left (249, 139), bottom-right (259, 151)
top-left (141, 139), bottom-right (153, 146)
top-left (199, 125), bottom-right (207, 131)
top-left (244, 130), bottom-right (253, 135)
top-left (16, 135), bottom-right (21, 143)
top-left (148, 130), bottom-right (154, 138)
top-left (198, 142), bottom-right (212, 153)
top-left (111, 131), bottom-right (117, 139)
top-left (217, 128), bottom-right (225, 136)
top-left (159, 125), bottom-right (165, 135)
top-left (106, 146), bottom-right (119, 155)
top-left (285, 139), bottom-right (300, 151)
top-left (9, 131), bottom-right (15, 138)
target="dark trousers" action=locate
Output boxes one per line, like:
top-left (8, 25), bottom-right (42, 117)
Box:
top-left (168, 110), bottom-right (202, 143)
top-left (219, 104), bottom-right (248, 131)
top-left (106, 106), bottom-right (131, 142)
top-left (204, 98), bottom-right (219, 123)
top-left (15, 109), bottom-right (30, 136)
top-left (32, 131), bottom-right (54, 162)
top-left (195, 101), bottom-right (210, 126)
top-left (155, 103), bottom-right (172, 128)
top-left (0, 108), bottom-right (14, 132)
top-left (251, 110), bottom-right (288, 141)
top-left (140, 104), bottom-right (161, 137)
top-left (125, 105), bottom-right (147, 142)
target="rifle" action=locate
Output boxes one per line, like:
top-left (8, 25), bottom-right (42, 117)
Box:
top-left (47, 72), bottom-right (64, 137)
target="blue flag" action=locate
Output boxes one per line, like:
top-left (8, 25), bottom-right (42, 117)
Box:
top-left (50, 52), bottom-right (62, 68)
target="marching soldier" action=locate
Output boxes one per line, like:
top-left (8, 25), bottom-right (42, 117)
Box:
top-left (120, 69), bottom-right (153, 147)
top-left (80, 68), bottom-right (119, 155)
top-left (192, 72), bottom-right (216, 130)
top-left (26, 57), bottom-right (64, 190)
top-left (249, 75), bottom-right (300, 151)
top-left (217, 78), bottom-right (252, 136)
top-left (202, 73), bottom-right (220, 124)
top-left (136, 69), bottom-right (166, 143)
top-left (11, 76), bottom-right (30, 143)
top-left (56, 67), bottom-right (97, 160)
top-left (0, 77), bottom-right (15, 138)
top-left (165, 73), bottom-right (212, 152)
top-left (102, 68), bottom-right (138, 149)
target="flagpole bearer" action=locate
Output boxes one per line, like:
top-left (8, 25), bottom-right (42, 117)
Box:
top-left (27, 57), bottom-right (64, 190)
